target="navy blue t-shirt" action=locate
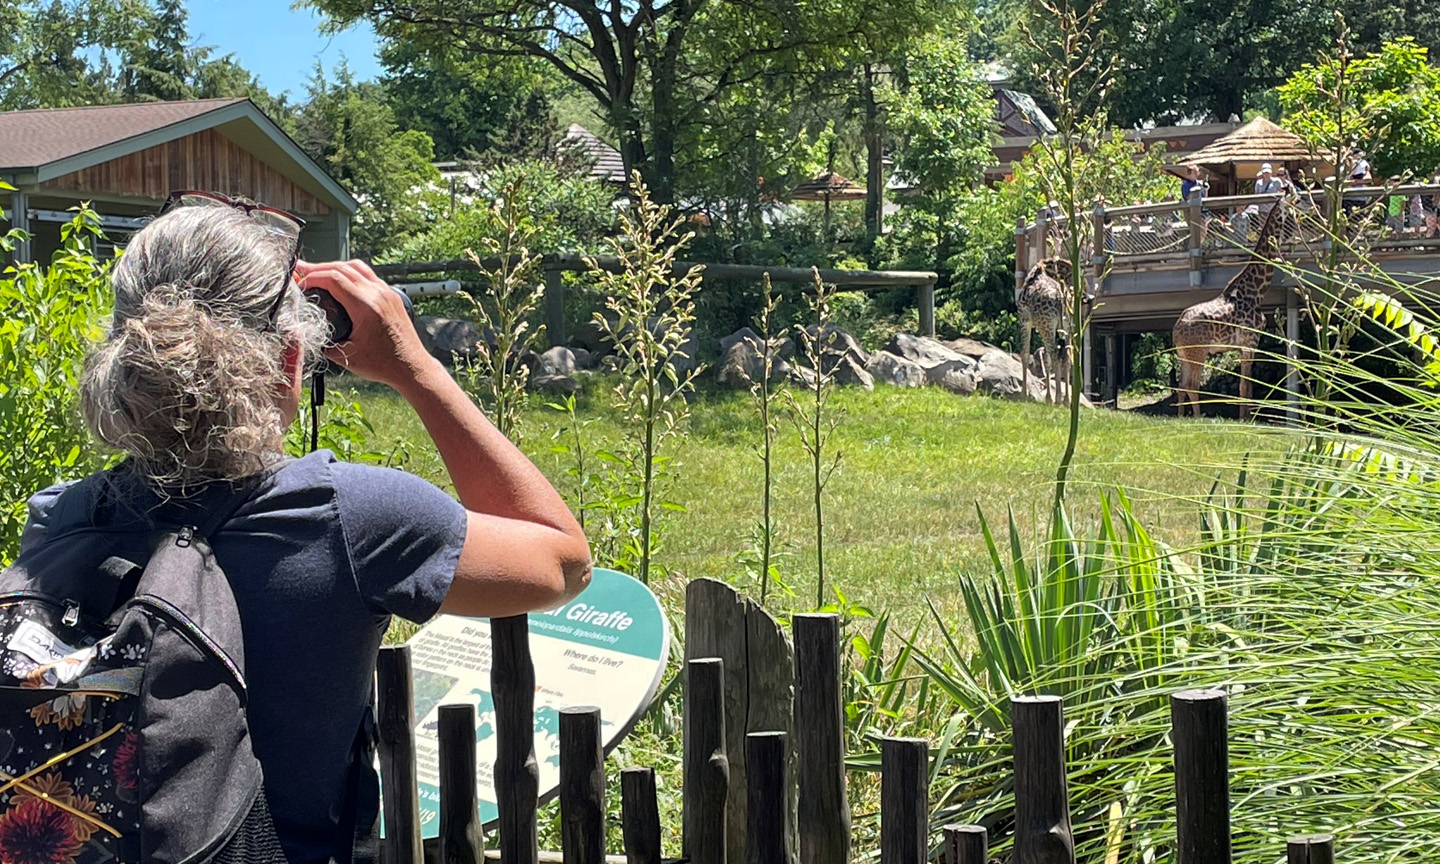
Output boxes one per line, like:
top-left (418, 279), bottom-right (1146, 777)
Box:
top-left (20, 451), bottom-right (467, 864)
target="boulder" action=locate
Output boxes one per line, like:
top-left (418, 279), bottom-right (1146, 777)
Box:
top-left (715, 337), bottom-right (792, 389)
top-left (865, 351), bottom-right (927, 388)
top-left (572, 347), bottom-right (594, 370)
top-left (975, 349), bottom-right (1029, 400)
top-left (884, 333), bottom-right (965, 369)
top-left (599, 355), bottom-right (623, 373)
top-left (417, 316), bottom-right (485, 365)
top-left (787, 364), bottom-right (820, 389)
top-left (799, 324), bottom-right (868, 367)
top-left (944, 337), bottom-right (996, 360)
top-left (828, 355), bottom-right (875, 391)
top-left (926, 358), bottom-right (978, 394)
top-left (569, 320), bottom-right (612, 354)
top-left (529, 373), bottom-right (581, 395)
top-left (538, 346), bottom-right (577, 376)
top-left (719, 327), bottom-right (761, 356)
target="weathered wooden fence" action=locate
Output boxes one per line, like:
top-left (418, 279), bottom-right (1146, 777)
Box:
top-left (374, 579), bottom-right (1340, 864)
top-left (368, 254), bottom-right (941, 344)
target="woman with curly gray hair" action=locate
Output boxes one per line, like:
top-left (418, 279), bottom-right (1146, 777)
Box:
top-left (19, 202), bottom-right (591, 864)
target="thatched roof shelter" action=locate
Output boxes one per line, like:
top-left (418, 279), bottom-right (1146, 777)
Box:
top-left (791, 171), bottom-right (866, 202)
top-left (1179, 117), bottom-right (1332, 194)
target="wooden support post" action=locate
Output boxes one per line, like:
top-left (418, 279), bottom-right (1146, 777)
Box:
top-left (793, 614), bottom-right (850, 864)
top-left (1091, 205), bottom-right (1108, 279)
top-left (377, 646), bottom-right (423, 864)
top-left (560, 707), bottom-right (606, 864)
top-left (545, 266), bottom-right (566, 348)
top-left (492, 615), bottom-right (539, 864)
top-left (621, 768), bottom-right (663, 864)
top-left (1287, 835), bottom-right (1336, 864)
top-left (1286, 288), bottom-right (1300, 426)
top-left (1187, 188), bottom-right (1205, 287)
top-left (1172, 690), bottom-right (1232, 864)
top-left (1011, 696), bottom-right (1074, 864)
top-left (8, 186), bottom-right (30, 265)
top-left (1082, 326), bottom-right (1094, 400)
top-left (1015, 217), bottom-right (1030, 292)
top-left (684, 658), bottom-right (729, 864)
top-left (745, 732), bottom-right (788, 864)
top-left (438, 705), bottom-right (485, 864)
top-left (917, 283), bottom-right (936, 338)
top-left (1104, 333), bottom-right (1117, 408)
top-left (942, 826), bottom-right (987, 864)
top-left (880, 738), bottom-right (928, 864)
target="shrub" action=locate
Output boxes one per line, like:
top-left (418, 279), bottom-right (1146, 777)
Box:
top-left (0, 207), bottom-right (111, 563)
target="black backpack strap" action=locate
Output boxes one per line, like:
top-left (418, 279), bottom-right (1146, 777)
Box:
top-left (334, 705), bottom-right (380, 864)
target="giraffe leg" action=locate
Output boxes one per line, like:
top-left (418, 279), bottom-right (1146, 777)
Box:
top-left (1175, 344), bottom-right (1205, 418)
top-left (1238, 345), bottom-right (1255, 421)
top-left (1019, 319), bottom-right (1032, 400)
top-left (1040, 331), bottom-right (1060, 404)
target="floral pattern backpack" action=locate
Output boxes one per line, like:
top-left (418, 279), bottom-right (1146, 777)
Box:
top-left (0, 473), bottom-right (284, 864)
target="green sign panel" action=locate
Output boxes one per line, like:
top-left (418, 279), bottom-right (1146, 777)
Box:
top-left (403, 568), bottom-right (670, 835)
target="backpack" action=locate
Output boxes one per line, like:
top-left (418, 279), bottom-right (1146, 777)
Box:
top-left (0, 470), bottom-right (377, 864)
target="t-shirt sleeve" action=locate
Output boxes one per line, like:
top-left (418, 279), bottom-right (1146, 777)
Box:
top-left (331, 460), bottom-right (467, 623)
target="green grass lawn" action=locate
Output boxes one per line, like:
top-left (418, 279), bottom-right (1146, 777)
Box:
top-left (345, 373), bottom-right (1286, 624)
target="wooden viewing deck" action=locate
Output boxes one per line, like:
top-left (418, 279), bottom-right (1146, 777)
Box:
top-left (1016, 185), bottom-right (1440, 405)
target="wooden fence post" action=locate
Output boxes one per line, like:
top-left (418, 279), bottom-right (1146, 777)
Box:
top-left (1287, 835), bottom-right (1336, 864)
top-left (880, 738), bottom-right (928, 864)
top-left (544, 265), bottom-right (566, 347)
top-left (491, 615), bottom-right (539, 864)
top-left (917, 282), bottom-right (936, 338)
top-left (746, 732), bottom-right (789, 864)
top-left (1172, 689), bottom-right (1231, 864)
top-left (1187, 188), bottom-right (1205, 287)
top-left (377, 646), bottom-right (423, 864)
top-left (793, 614), bottom-right (850, 864)
top-left (438, 705), bottom-right (484, 864)
top-left (684, 657), bottom-right (729, 864)
top-left (1012, 696), bottom-right (1074, 864)
top-left (942, 826), bottom-right (987, 864)
top-left (560, 706), bottom-right (606, 864)
top-left (622, 767), bottom-right (663, 864)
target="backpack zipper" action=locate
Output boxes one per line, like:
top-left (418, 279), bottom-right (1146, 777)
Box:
top-left (130, 594), bottom-right (247, 697)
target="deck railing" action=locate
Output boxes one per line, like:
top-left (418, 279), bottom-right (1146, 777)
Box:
top-left (1016, 184), bottom-right (1440, 291)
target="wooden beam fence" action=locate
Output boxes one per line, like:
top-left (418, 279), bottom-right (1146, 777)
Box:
top-left (374, 615), bottom-right (1340, 864)
top-left (369, 254), bottom-right (940, 344)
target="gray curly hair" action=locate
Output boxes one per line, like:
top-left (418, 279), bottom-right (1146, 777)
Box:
top-left (81, 205), bottom-right (328, 491)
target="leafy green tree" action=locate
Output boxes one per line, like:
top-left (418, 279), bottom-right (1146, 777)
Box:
top-left (294, 62), bottom-right (443, 258)
top-left (884, 35), bottom-right (996, 280)
top-left (1279, 37), bottom-right (1440, 178)
top-left (380, 41), bottom-right (556, 162)
top-left (0, 0), bottom-right (148, 108)
top-left (308, 0), bottom-right (960, 205)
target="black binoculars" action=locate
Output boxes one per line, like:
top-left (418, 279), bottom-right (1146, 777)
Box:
top-left (304, 285), bottom-right (415, 344)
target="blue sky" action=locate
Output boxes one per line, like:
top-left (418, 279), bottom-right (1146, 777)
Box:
top-left (185, 1), bottom-right (383, 99)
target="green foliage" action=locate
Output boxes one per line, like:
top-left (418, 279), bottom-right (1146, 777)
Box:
top-left (285, 387), bottom-right (412, 468)
top-left (380, 41), bottom-right (556, 162)
top-left (294, 61), bottom-right (444, 259)
top-left (0, 207), bottom-right (111, 563)
top-left (748, 275), bottom-right (785, 605)
top-left (1279, 37), bottom-right (1440, 179)
top-left (587, 177), bottom-right (704, 584)
top-left (394, 160), bottom-right (618, 265)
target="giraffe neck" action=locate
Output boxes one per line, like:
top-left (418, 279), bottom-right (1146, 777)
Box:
top-left (1222, 200), bottom-right (1282, 303)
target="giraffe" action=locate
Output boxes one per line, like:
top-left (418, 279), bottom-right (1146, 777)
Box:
top-left (1017, 257), bottom-right (1074, 404)
top-left (1172, 197), bottom-right (1285, 419)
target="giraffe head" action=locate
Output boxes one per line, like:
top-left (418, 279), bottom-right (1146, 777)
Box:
top-left (1252, 194), bottom-right (1285, 257)
top-left (1039, 257), bottom-right (1073, 284)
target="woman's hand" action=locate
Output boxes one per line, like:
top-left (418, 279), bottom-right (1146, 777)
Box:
top-left (295, 260), bottom-right (436, 390)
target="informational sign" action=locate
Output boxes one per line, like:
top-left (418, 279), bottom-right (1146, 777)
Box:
top-left (404, 568), bottom-right (670, 837)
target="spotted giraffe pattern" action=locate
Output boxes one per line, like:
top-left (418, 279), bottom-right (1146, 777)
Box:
top-left (1172, 197), bottom-right (1285, 419)
top-left (1017, 257), bottom-right (1073, 404)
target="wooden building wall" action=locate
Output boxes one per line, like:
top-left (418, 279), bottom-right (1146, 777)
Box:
top-left (41, 128), bottom-right (331, 215)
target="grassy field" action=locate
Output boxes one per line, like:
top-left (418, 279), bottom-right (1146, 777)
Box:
top-left (346, 372), bottom-right (1286, 625)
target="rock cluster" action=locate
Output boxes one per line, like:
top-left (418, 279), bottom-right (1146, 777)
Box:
top-left (415, 312), bottom-right (1077, 404)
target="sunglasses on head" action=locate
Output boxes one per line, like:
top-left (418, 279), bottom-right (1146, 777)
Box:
top-left (160, 190), bottom-right (305, 331)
